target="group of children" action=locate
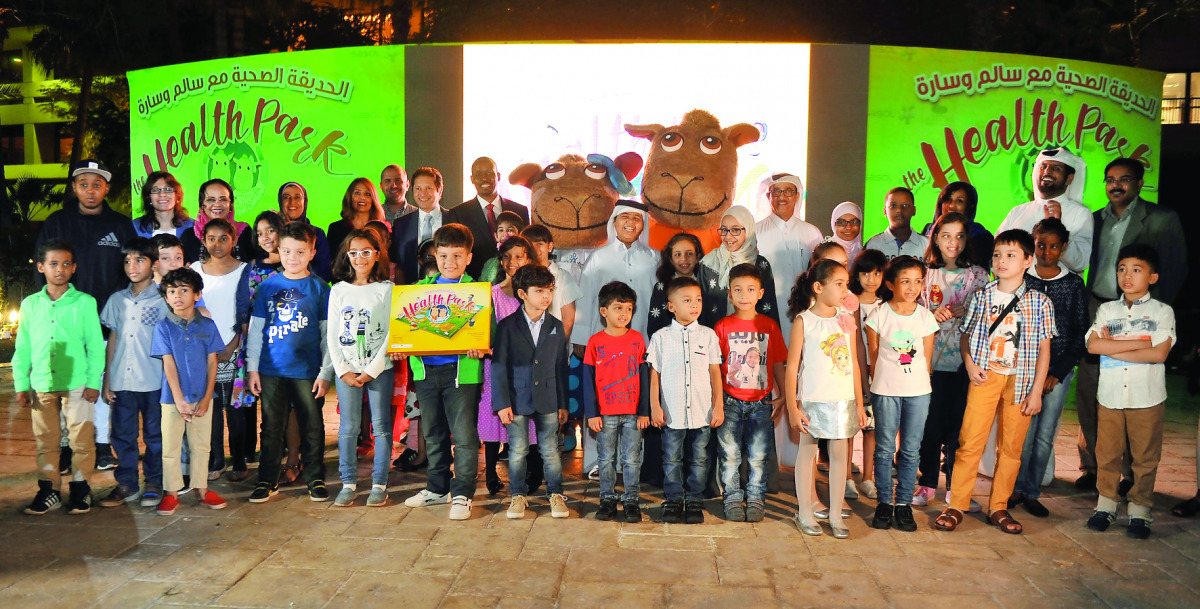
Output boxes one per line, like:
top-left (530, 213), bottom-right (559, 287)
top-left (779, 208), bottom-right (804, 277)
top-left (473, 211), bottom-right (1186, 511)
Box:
top-left (13, 173), bottom-right (1177, 540)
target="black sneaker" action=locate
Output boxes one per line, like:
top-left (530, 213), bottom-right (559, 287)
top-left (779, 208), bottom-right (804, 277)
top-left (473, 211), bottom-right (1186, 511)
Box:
top-left (1021, 496), bottom-right (1050, 518)
top-left (623, 501), bottom-right (642, 523)
top-left (745, 501), bottom-right (765, 523)
top-left (1006, 492), bottom-right (1024, 510)
top-left (66, 481), bottom-right (92, 514)
top-left (872, 503), bottom-right (894, 529)
top-left (661, 500), bottom-right (684, 524)
top-left (893, 504), bottom-right (918, 532)
top-left (1126, 517), bottom-right (1152, 540)
top-left (58, 446), bottom-right (73, 476)
top-left (99, 485), bottom-right (138, 507)
top-left (724, 501), bottom-right (746, 522)
top-left (248, 481), bottom-right (279, 503)
top-left (684, 500), bottom-right (705, 524)
top-left (1075, 472), bottom-right (1097, 490)
top-left (1118, 477), bottom-right (1135, 497)
top-left (596, 497), bottom-right (618, 521)
top-left (178, 475), bottom-right (192, 496)
top-left (1086, 510), bottom-right (1116, 532)
top-left (308, 480), bottom-right (330, 502)
top-left (94, 443), bottom-right (117, 471)
top-left (24, 480), bottom-right (62, 515)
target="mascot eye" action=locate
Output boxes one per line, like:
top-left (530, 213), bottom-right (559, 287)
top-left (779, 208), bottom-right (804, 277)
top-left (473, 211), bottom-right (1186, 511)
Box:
top-left (660, 132), bottom-right (684, 152)
top-left (544, 163), bottom-right (566, 180)
top-left (700, 136), bottom-right (722, 155)
top-left (584, 163), bottom-right (608, 180)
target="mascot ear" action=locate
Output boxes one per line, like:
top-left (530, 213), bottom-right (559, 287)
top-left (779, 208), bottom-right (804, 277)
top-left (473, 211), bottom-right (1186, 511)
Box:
top-left (624, 123), bottom-right (664, 141)
top-left (613, 152), bottom-right (643, 181)
top-left (508, 163), bottom-right (545, 189)
top-left (723, 123), bottom-right (761, 148)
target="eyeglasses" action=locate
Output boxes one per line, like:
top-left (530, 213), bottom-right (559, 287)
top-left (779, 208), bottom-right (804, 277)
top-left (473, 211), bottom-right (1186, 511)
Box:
top-left (347, 249), bottom-right (377, 259)
top-left (769, 188), bottom-right (798, 197)
top-left (834, 218), bottom-right (862, 228)
top-left (150, 187), bottom-right (175, 195)
top-left (1103, 176), bottom-right (1136, 185)
top-left (203, 197), bottom-right (231, 204)
top-left (716, 227), bottom-right (745, 236)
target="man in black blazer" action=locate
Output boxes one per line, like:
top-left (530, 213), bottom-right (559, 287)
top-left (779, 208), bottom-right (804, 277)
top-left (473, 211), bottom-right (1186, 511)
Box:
top-left (491, 265), bottom-right (571, 518)
top-left (445, 157), bottom-right (530, 279)
top-left (392, 166), bottom-right (448, 284)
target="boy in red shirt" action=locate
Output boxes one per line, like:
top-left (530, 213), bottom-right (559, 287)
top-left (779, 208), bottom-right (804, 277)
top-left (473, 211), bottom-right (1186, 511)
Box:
top-left (714, 263), bottom-right (788, 522)
top-left (584, 281), bottom-right (650, 523)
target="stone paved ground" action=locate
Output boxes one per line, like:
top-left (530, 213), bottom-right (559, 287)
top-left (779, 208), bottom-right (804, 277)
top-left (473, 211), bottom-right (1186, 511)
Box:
top-left (0, 366), bottom-right (1197, 609)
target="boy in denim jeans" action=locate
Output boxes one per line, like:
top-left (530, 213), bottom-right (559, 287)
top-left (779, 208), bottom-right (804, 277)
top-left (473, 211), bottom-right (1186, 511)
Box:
top-left (584, 281), bottom-right (650, 523)
top-left (713, 264), bottom-right (787, 522)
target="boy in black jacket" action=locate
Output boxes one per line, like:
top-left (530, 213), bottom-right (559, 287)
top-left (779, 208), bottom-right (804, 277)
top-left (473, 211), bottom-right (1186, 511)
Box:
top-left (492, 265), bottom-right (571, 519)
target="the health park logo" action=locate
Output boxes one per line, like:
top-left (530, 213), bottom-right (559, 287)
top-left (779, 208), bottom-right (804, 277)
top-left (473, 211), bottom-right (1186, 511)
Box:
top-left (204, 141), bottom-right (267, 212)
top-left (396, 291), bottom-right (485, 339)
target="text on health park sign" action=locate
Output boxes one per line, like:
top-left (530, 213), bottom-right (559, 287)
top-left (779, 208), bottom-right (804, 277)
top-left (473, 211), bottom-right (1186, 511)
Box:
top-left (128, 46), bottom-right (405, 229)
top-left (864, 46), bottom-right (1162, 236)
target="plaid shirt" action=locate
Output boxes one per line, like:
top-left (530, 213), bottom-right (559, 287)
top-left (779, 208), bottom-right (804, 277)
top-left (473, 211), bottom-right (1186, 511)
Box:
top-left (960, 279), bottom-right (1057, 404)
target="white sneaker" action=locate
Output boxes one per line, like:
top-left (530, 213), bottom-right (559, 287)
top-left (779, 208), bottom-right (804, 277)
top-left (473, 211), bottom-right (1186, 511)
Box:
top-left (404, 489), bottom-right (449, 508)
top-left (507, 495), bottom-right (528, 519)
top-left (858, 479), bottom-right (878, 500)
top-left (844, 479), bottom-right (859, 500)
top-left (448, 495), bottom-right (472, 520)
top-left (944, 491), bottom-right (982, 513)
top-left (587, 466), bottom-right (600, 481)
top-left (549, 493), bottom-right (570, 518)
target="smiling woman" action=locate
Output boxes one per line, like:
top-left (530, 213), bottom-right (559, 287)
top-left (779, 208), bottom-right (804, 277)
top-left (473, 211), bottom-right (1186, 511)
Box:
top-left (179, 179), bottom-right (256, 263)
top-left (327, 177), bottom-right (387, 252)
top-left (133, 171), bottom-right (195, 238)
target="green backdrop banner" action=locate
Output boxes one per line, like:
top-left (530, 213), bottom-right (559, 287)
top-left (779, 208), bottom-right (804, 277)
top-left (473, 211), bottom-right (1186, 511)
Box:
top-left (864, 45), bottom-right (1163, 239)
top-left (128, 46), bottom-right (405, 231)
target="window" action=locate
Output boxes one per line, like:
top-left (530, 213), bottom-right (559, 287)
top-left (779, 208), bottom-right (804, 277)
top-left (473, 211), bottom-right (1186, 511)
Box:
top-left (1162, 72), bottom-right (1200, 125)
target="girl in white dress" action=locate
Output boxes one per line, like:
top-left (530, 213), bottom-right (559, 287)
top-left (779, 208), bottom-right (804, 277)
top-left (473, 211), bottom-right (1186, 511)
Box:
top-left (784, 259), bottom-right (868, 539)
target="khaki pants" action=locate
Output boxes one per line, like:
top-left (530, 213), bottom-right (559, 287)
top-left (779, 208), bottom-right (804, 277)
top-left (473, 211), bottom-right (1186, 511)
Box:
top-left (32, 388), bottom-right (95, 487)
top-left (949, 374), bottom-right (1032, 514)
top-left (1097, 403), bottom-right (1163, 519)
top-left (161, 402), bottom-right (212, 493)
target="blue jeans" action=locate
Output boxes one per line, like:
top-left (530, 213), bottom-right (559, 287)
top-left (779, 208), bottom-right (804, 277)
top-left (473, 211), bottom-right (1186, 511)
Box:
top-left (716, 396), bottom-right (773, 505)
top-left (111, 390), bottom-right (162, 490)
top-left (596, 414), bottom-right (643, 501)
top-left (872, 393), bottom-right (931, 505)
top-left (1015, 370), bottom-right (1074, 499)
top-left (662, 427), bottom-right (711, 502)
top-left (506, 411), bottom-right (563, 496)
top-left (415, 365), bottom-right (481, 498)
top-left (336, 369), bottom-right (395, 487)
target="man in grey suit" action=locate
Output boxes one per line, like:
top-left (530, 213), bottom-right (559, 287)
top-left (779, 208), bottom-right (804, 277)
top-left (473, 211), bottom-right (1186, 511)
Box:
top-left (1074, 157), bottom-right (1188, 490)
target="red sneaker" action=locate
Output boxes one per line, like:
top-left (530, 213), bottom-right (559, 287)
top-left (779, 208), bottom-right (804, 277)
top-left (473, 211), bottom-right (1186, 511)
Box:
top-left (156, 494), bottom-right (180, 515)
top-left (198, 490), bottom-right (228, 510)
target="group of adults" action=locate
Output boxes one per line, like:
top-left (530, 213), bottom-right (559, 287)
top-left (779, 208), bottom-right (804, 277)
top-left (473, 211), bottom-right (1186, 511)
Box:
top-left (32, 146), bottom-right (1191, 501)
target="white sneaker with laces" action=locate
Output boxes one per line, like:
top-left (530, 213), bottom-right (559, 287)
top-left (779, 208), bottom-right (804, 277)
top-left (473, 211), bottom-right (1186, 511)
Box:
top-left (844, 479), bottom-right (859, 500)
top-left (507, 495), bottom-right (528, 519)
top-left (549, 493), bottom-right (570, 518)
top-left (404, 489), bottom-right (449, 508)
top-left (858, 479), bottom-right (878, 500)
top-left (448, 495), bottom-right (472, 520)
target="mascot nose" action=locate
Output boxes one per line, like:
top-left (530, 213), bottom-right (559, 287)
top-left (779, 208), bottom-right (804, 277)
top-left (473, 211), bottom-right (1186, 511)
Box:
top-left (662, 172), bottom-right (704, 190)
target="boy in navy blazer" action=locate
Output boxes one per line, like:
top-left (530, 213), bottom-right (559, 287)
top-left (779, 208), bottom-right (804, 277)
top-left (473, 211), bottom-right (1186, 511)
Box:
top-left (492, 264), bottom-right (571, 519)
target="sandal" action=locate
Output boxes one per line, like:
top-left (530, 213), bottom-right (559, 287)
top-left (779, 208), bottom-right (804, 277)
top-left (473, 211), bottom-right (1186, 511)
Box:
top-left (934, 508), bottom-right (963, 531)
top-left (1172, 496), bottom-right (1200, 518)
top-left (988, 509), bottom-right (1023, 534)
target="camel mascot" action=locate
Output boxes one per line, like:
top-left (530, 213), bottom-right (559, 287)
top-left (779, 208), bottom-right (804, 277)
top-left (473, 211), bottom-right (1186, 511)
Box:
top-left (625, 109), bottom-right (760, 251)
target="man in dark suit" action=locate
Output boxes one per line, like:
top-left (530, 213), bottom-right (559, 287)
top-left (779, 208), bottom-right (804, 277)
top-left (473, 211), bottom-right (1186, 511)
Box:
top-left (491, 265), bottom-right (571, 519)
top-left (391, 166), bottom-right (448, 284)
top-left (1073, 157), bottom-right (1188, 490)
top-left (445, 157), bottom-right (529, 279)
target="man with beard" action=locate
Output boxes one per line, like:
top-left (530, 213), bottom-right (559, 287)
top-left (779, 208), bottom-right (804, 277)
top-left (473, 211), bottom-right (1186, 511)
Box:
top-left (380, 164), bottom-right (411, 225)
top-left (445, 157), bottom-right (529, 279)
top-left (998, 147), bottom-right (1094, 273)
top-left (1073, 157), bottom-right (1187, 491)
top-left (35, 160), bottom-right (136, 473)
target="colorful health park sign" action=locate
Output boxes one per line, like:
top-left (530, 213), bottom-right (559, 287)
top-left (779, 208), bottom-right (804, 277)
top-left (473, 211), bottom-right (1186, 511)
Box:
top-left (128, 46), bottom-right (405, 229)
top-left (864, 46), bottom-right (1163, 237)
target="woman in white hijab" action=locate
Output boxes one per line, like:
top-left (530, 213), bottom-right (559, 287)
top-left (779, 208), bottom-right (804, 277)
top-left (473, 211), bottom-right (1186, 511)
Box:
top-left (829, 201), bottom-right (864, 265)
top-left (699, 205), bottom-right (780, 326)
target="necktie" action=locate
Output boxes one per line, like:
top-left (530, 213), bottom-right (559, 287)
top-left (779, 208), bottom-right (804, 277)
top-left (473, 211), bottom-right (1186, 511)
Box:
top-left (486, 203), bottom-right (497, 235)
top-left (421, 214), bottom-right (433, 243)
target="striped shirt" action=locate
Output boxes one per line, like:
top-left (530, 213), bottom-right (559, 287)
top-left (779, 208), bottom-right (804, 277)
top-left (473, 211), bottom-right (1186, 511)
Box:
top-left (960, 279), bottom-right (1057, 404)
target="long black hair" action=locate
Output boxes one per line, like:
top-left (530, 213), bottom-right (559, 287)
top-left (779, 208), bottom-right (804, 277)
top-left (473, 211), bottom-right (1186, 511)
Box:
top-left (657, 232), bottom-right (704, 286)
top-left (881, 255), bottom-right (926, 303)
top-left (788, 259), bottom-right (846, 317)
top-left (849, 249), bottom-right (888, 299)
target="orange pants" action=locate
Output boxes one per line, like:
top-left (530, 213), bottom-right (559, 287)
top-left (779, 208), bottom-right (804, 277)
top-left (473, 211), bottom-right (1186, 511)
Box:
top-left (948, 374), bottom-right (1032, 514)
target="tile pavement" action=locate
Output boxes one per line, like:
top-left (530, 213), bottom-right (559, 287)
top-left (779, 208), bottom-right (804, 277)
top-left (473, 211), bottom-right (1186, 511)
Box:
top-left (0, 367), bottom-right (1197, 608)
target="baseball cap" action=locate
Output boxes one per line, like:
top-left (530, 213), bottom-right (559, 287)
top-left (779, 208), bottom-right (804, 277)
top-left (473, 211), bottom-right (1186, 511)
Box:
top-left (71, 159), bottom-right (112, 182)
